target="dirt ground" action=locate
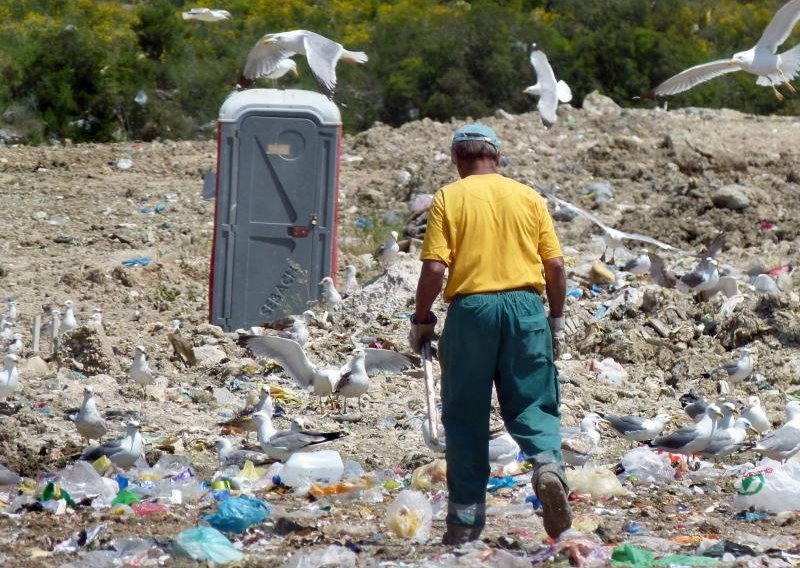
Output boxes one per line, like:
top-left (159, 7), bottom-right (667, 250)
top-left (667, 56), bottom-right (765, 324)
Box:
top-left (0, 92), bottom-right (799, 566)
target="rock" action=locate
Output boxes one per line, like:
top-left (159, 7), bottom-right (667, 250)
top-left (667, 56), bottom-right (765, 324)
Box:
top-left (494, 108), bottom-right (515, 121)
top-left (193, 344), bottom-right (227, 365)
top-left (22, 356), bottom-right (49, 377)
top-left (589, 262), bottom-right (616, 285)
top-left (711, 185), bottom-right (750, 210)
top-left (582, 91), bottom-right (622, 119)
top-left (584, 181), bottom-right (614, 204)
top-left (196, 323), bottom-right (225, 338)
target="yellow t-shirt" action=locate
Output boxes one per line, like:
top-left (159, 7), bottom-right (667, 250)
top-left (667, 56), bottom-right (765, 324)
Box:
top-left (421, 173), bottom-right (562, 302)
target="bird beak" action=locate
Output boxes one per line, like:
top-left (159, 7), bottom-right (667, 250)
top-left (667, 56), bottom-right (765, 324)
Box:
top-left (728, 59), bottom-right (737, 66)
top-left (731, 407), bottom-right (740, 415)
top-left (714, 408), bottom-right (724, 419)
top-left (748, 425), bottom-right (759, 436)
top-left (262, 38), bottom-right (275, 45)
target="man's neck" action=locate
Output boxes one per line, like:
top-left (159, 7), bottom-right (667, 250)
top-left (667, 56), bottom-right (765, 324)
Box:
top-left (457, 159), bottom-right (498, 178)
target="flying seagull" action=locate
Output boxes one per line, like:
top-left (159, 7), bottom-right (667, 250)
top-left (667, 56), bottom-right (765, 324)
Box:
top-left (537, 187), bottom-right (687, 262)
top-left (242, 30), bottom-right (367, 98)
top-left (524, 44), bottom-right (572, 128)
top-left (652, 0), bottom-right (800, 100)
top-left (182, 8), bottom-right (231, 22)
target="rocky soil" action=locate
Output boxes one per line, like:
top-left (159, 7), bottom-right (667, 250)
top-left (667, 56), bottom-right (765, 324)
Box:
top-left (0, 93), bottom-right (799, 566)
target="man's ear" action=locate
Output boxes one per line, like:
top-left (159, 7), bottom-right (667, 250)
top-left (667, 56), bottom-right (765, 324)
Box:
top-left (495, 151), bottom-right (502, 165)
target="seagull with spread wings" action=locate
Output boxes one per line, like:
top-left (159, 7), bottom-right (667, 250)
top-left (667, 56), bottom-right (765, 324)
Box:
top-left (524, 44), bottom-right (572, 128)
top-left (652, 0), bottom-right (800, 100)
top-left (242, 30), bottom-right (367, 98)
top-left (537, 188), bottom-right (687, 263)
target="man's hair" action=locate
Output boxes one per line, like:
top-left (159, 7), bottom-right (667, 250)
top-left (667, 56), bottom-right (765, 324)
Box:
top-left (451, 140), bottom-right (498, 162)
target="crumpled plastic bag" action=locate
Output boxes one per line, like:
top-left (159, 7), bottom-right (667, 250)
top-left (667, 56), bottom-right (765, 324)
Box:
top-left (410, 459), bottom-right (446, 490)
top-left (281, 544), bottom-right (357, 568)
top-left (567, 467), bottom-right (626, 499)
top-left (733, 459), bottom-right (800, 513)
top-left (620, 447), bottom-right (675, 484)
top-left (385, 489), bottom-right (432, 542)
top-left (173, 526), bottom-right (244, 563)
top-left (204, 494), bottom-right (270, 533)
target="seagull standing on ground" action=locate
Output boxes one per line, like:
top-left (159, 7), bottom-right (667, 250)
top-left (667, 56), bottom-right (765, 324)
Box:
top-left (129, 345), bottom-right (155, 397)
top-left (242, 30), bottom-right (368, 98)
top-left (716, 348), bottom-right (753, 384)
top-left (88, 309), bottom-right (103, 330)
top-left (652, 0), bottom-right (800, 100)
top-left (602, 412), bottom-right (671, 444)
top-left (561, 413), bottom-right (604, 466)
top-left (214, 437), bottom-right (271, 467)
top-left (0, 354), bottom-right (19, 401)
top-left (743, 395), bottom-right (771, 434)
top-left (649, 404), bottom-right (723, 456)
top-left (680, 258), bottom-right (720, 294)
top-left (319, 276), bottom-right (342, 309)
top-left (218, 384), bottom-right (272, 441)
top-left (700, 418), bottom-right (757, 460)
top-left (0, 320), bottom-right (13, 341)
top-left (754, 401), bottom-right (800, 461)
top-left (343, 265), bottom-right (360, 294)
top-left (623, 249), bottom-right (651, 276)
top-left (80, 420), bottom-right (144, 468)
top-left (524, 44), bottom-right (572, 128)
top-left (6, 334), bottom-right (22, 355)
top-left (61, 300), bottom-right (78, 332)
top-left (252, 397), bottom-right (343, 460)
top-left (422, 419), bottom-right (520, 466)
top-left (75, 386), bottom-right (107, 445)
top-left (4, 299), bottom-right (16, 322)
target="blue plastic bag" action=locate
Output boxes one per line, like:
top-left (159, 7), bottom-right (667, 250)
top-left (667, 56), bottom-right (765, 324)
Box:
top-left (174, 526), bottom-right (244, 563)
top-left (203, 495), bottom-right (270, 533)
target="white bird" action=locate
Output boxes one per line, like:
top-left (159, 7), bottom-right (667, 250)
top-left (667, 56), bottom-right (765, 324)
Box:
top-left (129, 345), bottom-right (155, 397)
top-left (700, 418), bottom-right (757, 460)
top-left (263, 58), bottom-right (299, 80)
top-left (743, 395), bottom-right (771, 434)
top-left (75, 385), bottom-right (107, 444)
top-left (251, 398), bottom-right (343, 461)
top-left (88, 311), bottom-right (103, 330)
top-left (623, 249), bottom-right (651, 276)
top-left (242, 29), bottom-right (368, 98)
top-left (343, 265), bottom-right (359, 294)
top-left (375, 231), bottom-right (400, 265)
top-left (561, 413), bottom-right (604, 466)
top-left (524, 44), bottom-right (572, 128)
top-left (538, 188), bottom-right (686, 263)
top-left (422, 419), bottom-right (520, 466)
top-left (680, 258), bottom-right (720, 293)
top-left (245, 336), bottom-right (411, 409)
top-left (6, 333), bottom-right (22, 355)
top-left (333, 348), bottom-right (372, 413)
top-left (649, 405), bottom-right (723, 456)
top-left (60, 300), bottom-right (78, 332)
top-left (0, 354), bottom-right (19, 401)
top-left (0, 320), bottom-right (13, 341)
top-left (754, 401), bottom-right (800, 461)
top-left (716, 348), bottom-right (753, 384)
top-left (602, 412), bottom-right (671, 443)
top-left (214, 437), bottom-right (271, 467)
top-left (652, 0), bottom-right (800, 101)
top-left (42, 308), bottom-right (61, 340)
top-left (319, 276), bottom-right (342, 309)
top-left (80, 420), bottom-right (144, 469)
top-left (181, 8), bottom-right (231, 22)
top-left (4, 299), bottom-right (17, 322)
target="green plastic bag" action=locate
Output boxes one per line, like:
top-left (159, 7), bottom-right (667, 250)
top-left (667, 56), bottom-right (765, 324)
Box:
top-left (40, 482), bottom-right (77, 508)
top-left (655, 554), bottom-right (717, 566)
top-left (174, 526), bottom-right (244, 563)
top-left (612, 544), bottom-right (655, 567)
top-left (111, 488), bottom-right (141, 506)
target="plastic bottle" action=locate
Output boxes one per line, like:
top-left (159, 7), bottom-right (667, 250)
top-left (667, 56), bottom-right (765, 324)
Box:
top-left (280, 450), bottom-right (344, 488)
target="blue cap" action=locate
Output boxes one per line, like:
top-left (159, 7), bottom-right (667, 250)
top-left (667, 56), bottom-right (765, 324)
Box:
top-left (452, 123), bottom-right (500, 150)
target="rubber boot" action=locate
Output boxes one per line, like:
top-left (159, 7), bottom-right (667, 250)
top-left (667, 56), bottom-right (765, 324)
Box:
top-left (534, 471), bottom-right (572, 539)
top-left (441, 523), bottom-right (483, 545)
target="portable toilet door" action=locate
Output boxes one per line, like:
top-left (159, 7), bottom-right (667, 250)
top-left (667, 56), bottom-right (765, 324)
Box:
top-left (210, 89), bottom-right (341, 331)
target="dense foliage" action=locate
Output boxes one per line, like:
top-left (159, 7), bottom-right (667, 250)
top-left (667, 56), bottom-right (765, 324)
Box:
top-left (1, 0), bottom-right (799, 142)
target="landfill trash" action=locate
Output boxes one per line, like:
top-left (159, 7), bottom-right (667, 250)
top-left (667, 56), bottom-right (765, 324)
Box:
top-left (54, 523), bottom-right (106, 554)
top-left (611, 543), bottom-right (717, 567)
top-left (733, 510), bottom-right (770, 522)
top-left (60, 461), bottom-right (119, 504)
top-left (281, 544), bottom-right (357, 568)
top-left (204, 494), bottom-right (270, 533)
top-left (111, 488), bottom-right (141, 506)
top-left (443, 541), bottom-right (531, 567)
top-left (410, 459), bottom-right (447, 490)
top-left (385, 490), bottom-right (432, 542)
top-left (121, 256), bottom-right (152, 268)
top-left (281, 450), bottom-right (344, 488)
top-left (40, 481), bottom-right (77, 508)
top-left (408, 194), bottom-right (434, 214)
top-left (173, 526), bottom-right (244, 563)
top-left (567, 467), bottom-right (627, 499)
top-left (134, 90), bottom-right (148, 105)
top-left (620, 447), bottom-right (675, 484)
top-left (487, 475), bottom-right (518, 493)
top-left (701, 540), bottom-right (757, 558)
top-left (590, 357), bottom-right (628, 386)
top-left (733, 459), bottom-right (800, 513)
top-left (116, 158), bottom-right (133, 170)
top-left (59, 538), bottom-right (157, 568)
top-left (585, 181), bottom-right (614, 204)
top-left (0, 464), bottom-right (21, 486)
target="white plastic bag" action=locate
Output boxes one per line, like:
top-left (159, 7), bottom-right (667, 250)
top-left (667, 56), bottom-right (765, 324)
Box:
top-left (620, 447), bottom-right (674, 484)
top-left (385, 489), bottom-right (433, 542)
top-left (733, 459), bottom-right (800, 513)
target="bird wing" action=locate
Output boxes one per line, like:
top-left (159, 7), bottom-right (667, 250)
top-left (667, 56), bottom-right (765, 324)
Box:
top-left (680, 269), bottom-right (706, 289)
top-left (268, 431), bottom-right (326, 451)
top-left (606, 415), bottom-right (647, 435)
top-left (700, 232), bottom-right (726, 260)
top-left (537, 188), bottom-right (613, 233)
top-left (755, 425), bottom-right (800, 451)
top-left (613, 229), bottom-right (686, 254)
top-left (303, 31), bottom-right (342, 98)
top-left (651, 425), bottom-right (698, 450)
top-left (243, 38), bottom-right (296, 81)
top-left (362, 349), bottom-right (413, 375)
top-left (529, 47), bottom-right (559, 127)
top-left (653, 60), bottom-right (742, 96)
top-left (245, 336), bottom-right (316, 388)
top-left (757, 0), bottom-right (800, 52)
top-left (649, 253), bottom-right (678, 288)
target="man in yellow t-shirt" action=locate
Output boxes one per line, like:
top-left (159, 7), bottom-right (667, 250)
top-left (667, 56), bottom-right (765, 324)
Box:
top-left (409, 124), bottom-right (570, 544)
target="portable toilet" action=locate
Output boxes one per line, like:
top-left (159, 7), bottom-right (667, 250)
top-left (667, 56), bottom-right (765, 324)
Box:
top-left (209, 89), bottom-right (341, 331)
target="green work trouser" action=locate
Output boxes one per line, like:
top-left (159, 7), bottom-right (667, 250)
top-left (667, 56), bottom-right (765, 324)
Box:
top-left (439, 289), bottom-right (563, 528)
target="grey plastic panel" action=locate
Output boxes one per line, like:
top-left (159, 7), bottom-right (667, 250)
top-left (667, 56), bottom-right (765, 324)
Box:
top-left (210, 91), bottom-right (341, 331)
